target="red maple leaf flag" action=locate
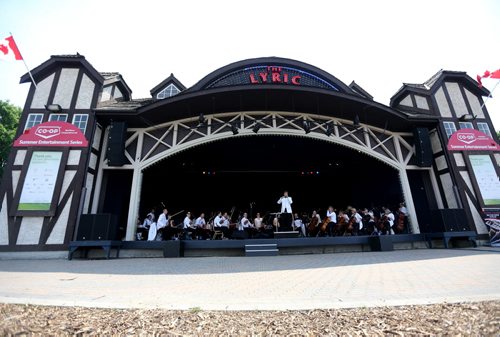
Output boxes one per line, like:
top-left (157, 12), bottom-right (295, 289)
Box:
top-left (477, 69), bottom-right (500, 87)
top-left (0, 35), bottom-right (23, 61)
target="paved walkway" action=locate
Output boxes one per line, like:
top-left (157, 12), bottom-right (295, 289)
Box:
top-left (0, 248), bottom-right (498, 310)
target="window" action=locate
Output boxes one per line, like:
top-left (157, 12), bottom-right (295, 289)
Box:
top-left (443, 121), bottom-right (457, 138)
top-left (156, 83), bottom-right (180, 99)
top-left (459, 122), bottom-right (473, 129)
top-left (72, 114), bottom-right (88, 134)
top-left (477, 122), bottom-right (492, 137)
top-left (24, 113), bottom-right (44, 130)
top-left (48, 114), bottom-right (68, 122)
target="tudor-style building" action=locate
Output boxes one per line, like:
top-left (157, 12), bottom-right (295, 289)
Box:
top-left (0, 54), bottom-right (498, 253)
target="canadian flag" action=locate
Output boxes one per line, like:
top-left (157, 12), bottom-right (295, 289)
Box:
top-left (0, 35), bottom-right (23, 61)
top-left (477, 69), bottom-right (500, 88)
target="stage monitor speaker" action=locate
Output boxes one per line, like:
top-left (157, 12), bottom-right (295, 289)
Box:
top-left (77, 214), bottom-right (119, 240)
top-left (107, 121), bottom-right (128, 166)
top-left (413, 128), bottom-right (433, 167)
top-left (428, 209), bottom-right (469, 232)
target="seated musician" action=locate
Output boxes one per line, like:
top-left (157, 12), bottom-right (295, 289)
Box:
top-left (254, 213), bottom-right (264, 231)
top-left (293, 213), bottom-right (306, 237)
top-left (166, 219), bottom-right (181, 240)
top-left (214, 211), bottom-right (230, 238)
top-left (385, 208), bottom-right (395, 235)
top-left (326, 206), bottom-right (337, 237)
top-left (240, 212), bottom-right (255, 238)
top-left (351, 208), bottom-right (363, 236)
top-left (183, 212), bottom-right (194, 240)
top-left (397, 202), bottom-right (408, 233)
top-left (361, 208), bottom-right (376, 235)
top-left (148, 208), bottom-right (167, 241)
top-left (195, 213), bottom-right (210, 240)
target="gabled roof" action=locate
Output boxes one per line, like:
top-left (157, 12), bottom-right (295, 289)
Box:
top-left (100, 71), bottom-right (132, 100)
top-left (20, 54), bottom-right (104, 85)
top-left (390, 69), bottom-right (490, 107)
top-left (150, 73), bottom-right (186, 97)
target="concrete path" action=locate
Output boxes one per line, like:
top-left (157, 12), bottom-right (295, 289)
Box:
top-left (0, 248), bottom-right (498, 310)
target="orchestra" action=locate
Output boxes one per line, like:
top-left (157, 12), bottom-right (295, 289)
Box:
top-left (139, 196), bottom-right (409, 241)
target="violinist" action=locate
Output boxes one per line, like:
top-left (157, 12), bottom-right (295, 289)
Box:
top-left (385, 208), bottom-right (395, 235)
top-left (293, 213), bottom-right (306, 237)
top-left (254, 213), bottom-right (264, 231)
top-left (326, 206), bottom-right (337, 237)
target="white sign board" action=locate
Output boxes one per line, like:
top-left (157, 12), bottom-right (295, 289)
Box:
top-left (469, 155), bottom-right (500, 206)
top-left (18, 151), bottom-right (62, 211)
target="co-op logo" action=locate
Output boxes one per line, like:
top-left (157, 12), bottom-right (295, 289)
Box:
top-left (35, 126), bottom-right (61, 139)
top-left (457, 132), bottom-right (477, 144)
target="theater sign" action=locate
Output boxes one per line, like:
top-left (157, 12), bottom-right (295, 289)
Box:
top-left (447, 128), bottom-right (500, 151)
top-left (14, 121), bottom-right (88, 147)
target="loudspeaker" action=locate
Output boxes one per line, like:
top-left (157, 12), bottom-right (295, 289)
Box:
top-left (413, 128), bottom-right (433, 167)
top-left (107, 121), bottom-right (128, 166)
top-left (231, 230), bottom-right (248, 240)
top-left (428, 209), bottom-right (469, 232)
top-left (77, 214), bottom-right (119, 240)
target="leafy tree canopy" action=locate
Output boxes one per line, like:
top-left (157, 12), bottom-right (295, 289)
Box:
top-left (0, 100), bottom-right (21, 179)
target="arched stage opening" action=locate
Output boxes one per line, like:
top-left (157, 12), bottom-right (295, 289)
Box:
top-left (139, 135), bottom-right (403, 223)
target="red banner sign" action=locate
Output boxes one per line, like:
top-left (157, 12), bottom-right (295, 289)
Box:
top-left (447, 128), bottom-right (499, 151)
top-left (14, 121), bottom-right (88, 147)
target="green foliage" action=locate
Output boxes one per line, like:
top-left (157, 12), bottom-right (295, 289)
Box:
top-left (0, 100), bottom-right (21, 179)
top-left (497, 130), bottom-right (500, 139)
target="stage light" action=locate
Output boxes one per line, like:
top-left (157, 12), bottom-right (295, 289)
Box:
top-left (303, 120), bottom-right (311, 134)
top-left (45, 104), bottom-right (62, 112)
top-left (459, 114), bottom-right (476, 121)
top-left (231, 122), bottom-right (239, 135)
top-left (325, 123), bottom-right (333, 136)
top-left (353, 114), bottom-right (360, 127)
top-left (253, 122), bottom-right (261, 133)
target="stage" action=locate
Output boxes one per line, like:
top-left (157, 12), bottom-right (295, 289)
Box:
top-left (66, 234), bottom-right (442, 259)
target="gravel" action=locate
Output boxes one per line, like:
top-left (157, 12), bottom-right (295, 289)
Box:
top-left (1, 301), bottom-right (498, 336)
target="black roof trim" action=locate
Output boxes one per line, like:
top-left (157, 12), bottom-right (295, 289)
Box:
top-left (349, 81), bottom-right (373, 100)
top-left (390, 69), bottom-right (490, 107)
top-left (20, 54), bottom-right (104, 85)
top-left (185, 57), bottom-right (354, 94)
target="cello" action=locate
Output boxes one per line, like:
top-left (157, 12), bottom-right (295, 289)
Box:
top-left (319, 216), bottom-right (330, 235)
top-left (308, 215), bottom-right (319, 237)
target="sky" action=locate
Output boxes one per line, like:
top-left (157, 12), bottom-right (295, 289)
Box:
top-left (1, 0), bottom-right (500, 130)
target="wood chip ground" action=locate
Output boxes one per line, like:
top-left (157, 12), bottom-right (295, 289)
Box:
top-left (1, 301), bottom-right (498, 336)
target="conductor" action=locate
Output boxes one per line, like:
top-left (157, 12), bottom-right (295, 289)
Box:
top-left (277, 191), bottom-right (293, 228)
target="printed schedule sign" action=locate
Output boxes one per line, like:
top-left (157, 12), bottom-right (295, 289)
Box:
top-left (469, 155), bottom-right (500, 206)
top-left (18, 151), bottom-right (62, 211)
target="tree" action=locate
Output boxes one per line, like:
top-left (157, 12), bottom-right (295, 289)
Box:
top-left (0, 100), bottom-right (21, 180)
top-left (497, 130), bottom-right (500, 139)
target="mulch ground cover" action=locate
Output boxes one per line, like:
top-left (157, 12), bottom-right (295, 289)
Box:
top-left (1, 301), bottom-right (498, 336)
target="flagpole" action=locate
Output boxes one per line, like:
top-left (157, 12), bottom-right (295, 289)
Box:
top-left (480, 79), bottom-right (500, 110)
top-left (9, 32), bottom-right (37, 88)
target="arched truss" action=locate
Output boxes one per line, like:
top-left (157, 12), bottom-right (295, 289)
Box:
top-left (101, 111), bottom-right (418, 171)
top-left (95, 111), bottom-right (428, 239)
